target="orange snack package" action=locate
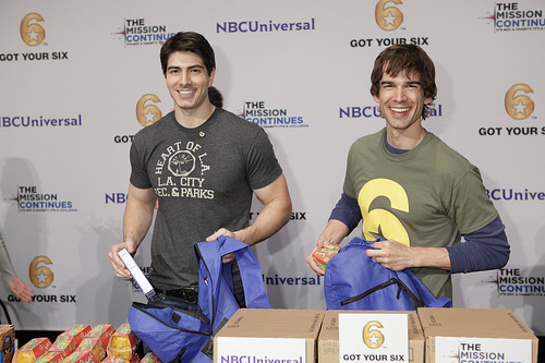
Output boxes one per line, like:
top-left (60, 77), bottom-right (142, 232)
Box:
top-left (62, 350), bottom-right (101, 363)
top-left (100, 353), bottom-right (140, 363)
top-left (107, 324), bottom-right (139, 361)
top-left (312, 244), bottom-right (342, 271)
top-left (35, 351), bottom-right (65, 363)
top-left (16, 337), bottom-right (52, 363)
top-left (49, 325), bottom-right (92, 358)
top-left (74, 338), bottom-right (106, 362)
top-left (139, 352), bottom-right (161, 363)
top-left (83, 325), bottom-right (115, 351)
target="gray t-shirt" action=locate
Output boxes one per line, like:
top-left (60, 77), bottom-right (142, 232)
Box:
top-left (130, 108), bottom-right (282, 289)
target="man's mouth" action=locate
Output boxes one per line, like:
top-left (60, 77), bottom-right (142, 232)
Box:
top-left (178, 89), bottom-right (196, 95)
top-left (390, 107), bottom-right (410, 113)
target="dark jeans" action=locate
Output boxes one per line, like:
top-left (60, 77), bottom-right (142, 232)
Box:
top-left (141, 291), bottom-right (201, 356)
top-left (153, 291), bottom-right (200, 314)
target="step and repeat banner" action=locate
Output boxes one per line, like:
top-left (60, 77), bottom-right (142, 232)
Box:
top-left (1, 0), bottom-right (544, 334)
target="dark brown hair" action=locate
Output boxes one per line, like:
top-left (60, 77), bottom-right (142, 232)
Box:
top-left (160, 31), bottom-right (216, 76)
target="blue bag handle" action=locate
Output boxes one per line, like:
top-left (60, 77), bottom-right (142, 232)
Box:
top-left (196, 235), bottom-right (270, 309)
top-left (356, 237), bottom-right (452, 308)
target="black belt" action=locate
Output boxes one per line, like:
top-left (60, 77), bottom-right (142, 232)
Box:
top-left (156, 287), bottom-right (198, 304)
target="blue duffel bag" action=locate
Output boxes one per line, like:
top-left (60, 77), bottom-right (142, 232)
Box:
top-left (128, 235), bottom-right (270, 363)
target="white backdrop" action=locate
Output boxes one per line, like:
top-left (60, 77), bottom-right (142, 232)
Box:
top-left (1, 0), bottom-right (544, 335)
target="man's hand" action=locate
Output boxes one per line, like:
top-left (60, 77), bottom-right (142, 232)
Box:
top-left (366, 239), bottom-right (451, 271)
top-left (108, 241), bottom-right (138, 279)
top-left (365, 240), bottom-right (416, 271)
top-left (7, 278), bottom-right (34, 302)
top-left (306, 219), bottom-right (350, 276)
top-left (206, 228), bottom-right (236, 263)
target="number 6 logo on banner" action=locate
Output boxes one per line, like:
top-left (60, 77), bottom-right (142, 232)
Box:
top-left (137, 94), bottom-right (162, 127)
top-left (20, 13), bottom-right (46, 46)
top-left (375, 0), bottom-right (404, 31)
top-left (505, 84), bottom-right (534, 120)
top-left (29, 256), bottom-right (54, 288)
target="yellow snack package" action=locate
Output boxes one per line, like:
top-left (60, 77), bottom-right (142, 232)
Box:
top-left (16, 337), bottom-right (51, 363)
top-left (107, 324), bottom-right (139, 361)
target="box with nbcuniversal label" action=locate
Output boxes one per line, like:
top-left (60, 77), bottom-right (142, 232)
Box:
top-left (214, 309), bottom-right (325, 363)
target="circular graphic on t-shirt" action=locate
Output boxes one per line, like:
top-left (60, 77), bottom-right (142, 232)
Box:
top-left (168, 150), bottom-right (196, 177)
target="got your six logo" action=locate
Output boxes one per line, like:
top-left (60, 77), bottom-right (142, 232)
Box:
top-left (480, 83), bottom-right (540, 137)
top-left (340, 314), bottom-right (408, 363)
top-left (9, 256), bottom-right (77, 304)
top-left (351, 1), bottom-right (429, 48)
top-left (0, 13), bottom-right (69, 62)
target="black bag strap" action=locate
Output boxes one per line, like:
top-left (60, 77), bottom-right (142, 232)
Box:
top-left (340, 273), bottom-right (425, 309)
top-left (230, 259), bottom-right (246, 308)
top-left (0, 299), bottom-right (12, 325)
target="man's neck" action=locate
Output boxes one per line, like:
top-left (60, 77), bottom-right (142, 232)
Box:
top-left (386, 124), bottom-right (426, 150)
top-left (174, 102), bottom-right (216, 129)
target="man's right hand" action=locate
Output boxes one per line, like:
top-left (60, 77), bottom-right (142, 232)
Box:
top-left (108, 241), bottom-right (137, 279)
top-left (305, 246), bottom-right (325, 276)
top-left (305, 219), bottom-right (350, 276)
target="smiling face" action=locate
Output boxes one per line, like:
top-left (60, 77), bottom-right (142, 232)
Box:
top-left (373, 70), bottom-right (432, 134)
top-left (165, 51), bottom-right (215, 114)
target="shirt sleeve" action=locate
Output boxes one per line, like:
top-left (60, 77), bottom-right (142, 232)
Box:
top-left (447, 215), bottom-right (510, 273)
top-left (246, 127), bottom-right (283, 190)
top-left (129, 139), bottom-right (153, 189)
top-left (329, 192), bottom-right (363, 233)
top-left (0, 235), bottom-right (18, 283)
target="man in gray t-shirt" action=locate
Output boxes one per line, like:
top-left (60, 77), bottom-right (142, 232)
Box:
top-left (108, 32), bottom-right (292, 308)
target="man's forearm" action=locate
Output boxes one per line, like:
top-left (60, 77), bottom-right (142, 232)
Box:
top-left (122, 187), bottom-right (157, 250)
top-left (236, 197), bottom-right (292, 246)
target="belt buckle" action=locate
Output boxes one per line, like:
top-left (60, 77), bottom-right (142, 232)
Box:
top-left (182, 288), bottom-right (197, 304)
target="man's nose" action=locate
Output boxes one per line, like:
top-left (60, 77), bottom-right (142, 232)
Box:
top-left (394, 86), bottom-right (406, 101)
top-left (180, 71), bottom-right (191, 85)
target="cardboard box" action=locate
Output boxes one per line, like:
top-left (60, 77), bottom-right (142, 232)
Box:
top-left (418, 308), bottom-right (539, 363)
top-left (214, 309), bottom-right (325, 363)
top-left (317, 310), bottom-right (424, 363)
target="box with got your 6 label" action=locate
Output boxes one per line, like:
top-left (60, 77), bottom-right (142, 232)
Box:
top-left (317, 310), bottom-right (424, 363)
top-left (214, 309), bottom-right (325, 363)
top-left (418, 308), bottom-right (538, 363)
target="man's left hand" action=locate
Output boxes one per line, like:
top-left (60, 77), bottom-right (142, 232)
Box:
top-left (365, 239), bottom-right (416, 271)
top-left (206, 228), bottom-right (236, 263)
